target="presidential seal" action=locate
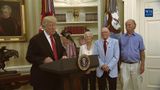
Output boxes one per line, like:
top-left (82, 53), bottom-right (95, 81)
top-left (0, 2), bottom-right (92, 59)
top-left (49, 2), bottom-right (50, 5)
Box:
top-left (78, 54), bottom-right (90, 71)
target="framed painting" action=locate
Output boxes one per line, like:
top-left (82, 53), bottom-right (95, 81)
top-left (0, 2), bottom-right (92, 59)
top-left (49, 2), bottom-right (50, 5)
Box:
top-left (0, 0), bottom-right (26, 42)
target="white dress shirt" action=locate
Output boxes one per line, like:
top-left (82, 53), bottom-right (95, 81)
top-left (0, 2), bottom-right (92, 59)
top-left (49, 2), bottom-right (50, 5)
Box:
top-left (79, 44), bottom-right (93, 56)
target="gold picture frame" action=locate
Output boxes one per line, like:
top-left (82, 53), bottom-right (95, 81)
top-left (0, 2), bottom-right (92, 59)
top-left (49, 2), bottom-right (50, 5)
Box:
top-left (0, 0), bottom-right (26, 42)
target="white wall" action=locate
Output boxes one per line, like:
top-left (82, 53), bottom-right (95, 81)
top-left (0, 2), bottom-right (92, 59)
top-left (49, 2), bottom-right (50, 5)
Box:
top-left (123, 0), bottom-right (140, 33)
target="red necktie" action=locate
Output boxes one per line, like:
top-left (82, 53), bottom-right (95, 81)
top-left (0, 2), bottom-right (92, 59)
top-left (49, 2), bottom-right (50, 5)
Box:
top-left (103, 40), bottom-right (107, 55)
top-left (50, 35), bottom-right (58, 61)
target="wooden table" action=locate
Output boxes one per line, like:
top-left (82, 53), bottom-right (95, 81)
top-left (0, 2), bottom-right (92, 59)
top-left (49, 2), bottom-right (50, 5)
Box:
top-left (0, 72), bottom-right (30, 90)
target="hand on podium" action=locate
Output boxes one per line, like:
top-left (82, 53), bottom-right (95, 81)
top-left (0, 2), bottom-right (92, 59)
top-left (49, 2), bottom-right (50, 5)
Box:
top-left (62, 56), bottom-right (68, 59)
top-left (43, 57), bottom-right (53, 64)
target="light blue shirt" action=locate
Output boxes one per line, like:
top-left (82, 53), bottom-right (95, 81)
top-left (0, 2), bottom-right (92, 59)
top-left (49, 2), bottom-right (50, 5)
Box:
top-left (120, 32), bottom-right (145, 62)
top-left (93, 37), bottom-right (120, 78)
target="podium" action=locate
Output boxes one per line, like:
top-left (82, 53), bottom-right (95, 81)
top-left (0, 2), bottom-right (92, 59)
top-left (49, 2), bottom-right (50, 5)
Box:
top-left (40, 55), bottom-right (99, 90)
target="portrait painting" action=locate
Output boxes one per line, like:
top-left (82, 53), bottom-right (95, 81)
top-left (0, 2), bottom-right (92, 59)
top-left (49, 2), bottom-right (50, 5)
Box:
top-left (0, 0), bottom-right (25, 42)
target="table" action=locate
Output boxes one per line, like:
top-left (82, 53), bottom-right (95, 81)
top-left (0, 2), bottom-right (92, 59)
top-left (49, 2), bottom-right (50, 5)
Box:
top-left (0, 72), bottom-right (30, 90)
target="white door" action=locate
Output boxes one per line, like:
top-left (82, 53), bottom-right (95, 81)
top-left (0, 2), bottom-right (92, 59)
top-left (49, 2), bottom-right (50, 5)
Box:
top-left (141, 0), bottom-right (160, 90)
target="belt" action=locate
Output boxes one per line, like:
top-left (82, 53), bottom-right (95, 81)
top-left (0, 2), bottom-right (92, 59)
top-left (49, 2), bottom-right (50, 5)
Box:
top-left (121, 60), bottom-right (139, 64)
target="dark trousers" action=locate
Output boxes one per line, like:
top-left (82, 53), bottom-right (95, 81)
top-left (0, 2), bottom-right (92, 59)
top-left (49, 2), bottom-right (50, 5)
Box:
top-left (33, 86), bottom-right (52, 90)
top-left (97, 72), bottom-right (117, 90)
top-left (32, 77), bottom-right (63, 90)
top-left (81, 71), bottom-right (96, 90)
top-left (33, 85), bottom-right (63, 90)
top-left (33, 82), bottom-right (63, 90)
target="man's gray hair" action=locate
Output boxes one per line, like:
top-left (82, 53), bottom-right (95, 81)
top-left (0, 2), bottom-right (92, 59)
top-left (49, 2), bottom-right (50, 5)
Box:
top-left (125, 19), bottom-right (136, 29)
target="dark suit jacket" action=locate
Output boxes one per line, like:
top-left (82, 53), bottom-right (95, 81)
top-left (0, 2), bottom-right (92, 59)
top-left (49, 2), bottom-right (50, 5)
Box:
top-left (26, 31), bottom-right (66, 89)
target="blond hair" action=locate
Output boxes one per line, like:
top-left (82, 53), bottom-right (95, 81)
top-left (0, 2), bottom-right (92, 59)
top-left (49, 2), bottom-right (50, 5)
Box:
top-left (42, 16), bottom-right (57, 29)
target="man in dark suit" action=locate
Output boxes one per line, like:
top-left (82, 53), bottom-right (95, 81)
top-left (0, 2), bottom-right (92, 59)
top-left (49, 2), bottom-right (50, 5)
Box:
top-left (26, 16), bottom-right (67, 90)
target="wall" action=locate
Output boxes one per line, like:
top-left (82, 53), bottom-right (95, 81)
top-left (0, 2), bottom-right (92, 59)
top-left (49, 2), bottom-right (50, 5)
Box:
top-left (123, 0), bottom-right (140, 33)
top-left (0, 0), bottom-right (41, 68)
top-left (2, 0), bottom-right (124, 69)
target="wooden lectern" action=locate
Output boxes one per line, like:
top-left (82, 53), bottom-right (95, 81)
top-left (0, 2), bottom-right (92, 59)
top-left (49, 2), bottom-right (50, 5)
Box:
top-left (39, 55), bottom-right (99, 90)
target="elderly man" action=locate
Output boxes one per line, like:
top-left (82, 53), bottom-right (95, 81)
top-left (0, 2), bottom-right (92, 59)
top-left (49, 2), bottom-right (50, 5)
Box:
top-left (26, 16), bottom-right (66, 90)
top-left (120, 19), bottom-right (145, 90)
top-left (94, 27), bottom-right (119, 90)
top-left (0, 5), bottom-right (20, 36)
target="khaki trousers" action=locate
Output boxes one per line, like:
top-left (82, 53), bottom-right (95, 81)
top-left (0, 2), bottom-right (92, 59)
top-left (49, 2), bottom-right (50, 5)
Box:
top-left (120, 62), bottom-right (143, 90)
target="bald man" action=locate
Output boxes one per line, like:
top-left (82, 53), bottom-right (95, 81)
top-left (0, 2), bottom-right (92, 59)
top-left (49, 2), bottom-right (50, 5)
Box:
top-left (93, 27), bottom-right (120, 90)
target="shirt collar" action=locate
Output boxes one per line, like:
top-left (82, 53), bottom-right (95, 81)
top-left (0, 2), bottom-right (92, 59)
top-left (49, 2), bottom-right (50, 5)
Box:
top-left (125, 32), bottom-right (136, 36)
top-left (44, 30), bottom-right (50, 38)
top-left (102, 37), bottom-right (110, 43)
